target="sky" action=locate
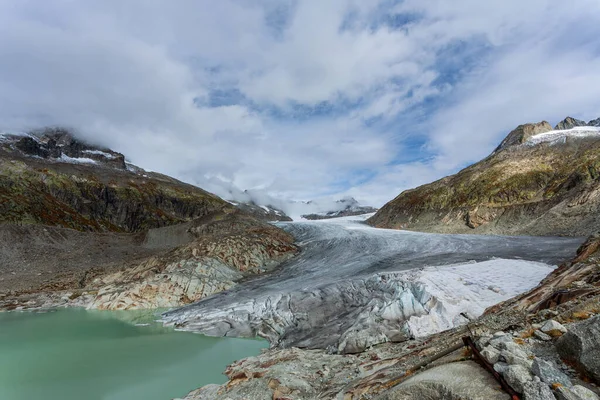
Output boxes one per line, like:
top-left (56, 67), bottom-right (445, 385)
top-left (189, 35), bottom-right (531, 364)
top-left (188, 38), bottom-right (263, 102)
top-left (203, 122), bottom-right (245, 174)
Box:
top-left (1, 0), bottom-right (600, 209)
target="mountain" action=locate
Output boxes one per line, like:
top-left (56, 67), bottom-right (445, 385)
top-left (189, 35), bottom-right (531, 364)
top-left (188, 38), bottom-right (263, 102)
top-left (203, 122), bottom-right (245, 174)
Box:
top-left (368, 117), bottom-right (600, 236)
top-left (229, 200), bottom-right (292, 222)
top-left (0, 127), bottom-right (231, 231)
top-left (0, 127), bottom-right (297, 309)
top-left (301, 197), bottom-right (377, 220)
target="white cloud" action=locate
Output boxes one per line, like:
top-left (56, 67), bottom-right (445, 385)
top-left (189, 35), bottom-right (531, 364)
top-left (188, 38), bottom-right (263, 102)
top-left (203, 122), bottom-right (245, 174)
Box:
top-left (0, 0), bottom-right (599, 208)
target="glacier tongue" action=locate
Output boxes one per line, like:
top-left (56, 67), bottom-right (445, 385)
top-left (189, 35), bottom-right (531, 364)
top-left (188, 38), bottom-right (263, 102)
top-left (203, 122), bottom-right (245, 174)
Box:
top-left (161, 217), bottom-right (582, 353)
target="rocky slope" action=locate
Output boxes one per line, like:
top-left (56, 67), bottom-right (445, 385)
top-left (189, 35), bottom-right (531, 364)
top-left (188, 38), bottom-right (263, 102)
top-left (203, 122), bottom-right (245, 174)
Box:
top-left (0, 127), bottom-right (298, 310)
top-left (368, 117), bottom-right (600, 236)
top-left (0, 127), bottom-right (230, 232)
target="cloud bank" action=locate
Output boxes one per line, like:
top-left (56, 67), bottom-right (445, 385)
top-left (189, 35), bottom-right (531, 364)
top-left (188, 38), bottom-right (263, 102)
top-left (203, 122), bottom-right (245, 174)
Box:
top-left (1, 0), bottom-right (599, 206)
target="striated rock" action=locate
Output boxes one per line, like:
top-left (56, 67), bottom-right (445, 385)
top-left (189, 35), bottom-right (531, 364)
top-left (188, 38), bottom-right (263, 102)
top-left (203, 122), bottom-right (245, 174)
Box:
top-left (555, 117), bottom-right (588, 130)
top-left (556, 315), bottom-right (600, 384)
top-left (531, 357), bottom-right (572, 387)
top-left (465, 206), bottom-right (500, 229)
top-left (589, 118), bottom-right (600, 127)
top-left (541, 320), bottom-right (568, 337)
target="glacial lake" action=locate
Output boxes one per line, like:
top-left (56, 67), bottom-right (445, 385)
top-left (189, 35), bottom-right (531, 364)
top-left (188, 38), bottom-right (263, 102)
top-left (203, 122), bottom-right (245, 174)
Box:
top-left (0, 309), bottom-right (266, 400)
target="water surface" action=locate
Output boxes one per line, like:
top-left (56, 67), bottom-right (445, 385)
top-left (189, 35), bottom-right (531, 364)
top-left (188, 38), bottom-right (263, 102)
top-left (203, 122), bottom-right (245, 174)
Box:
top-left (0, 309), bottom-right (266, 400)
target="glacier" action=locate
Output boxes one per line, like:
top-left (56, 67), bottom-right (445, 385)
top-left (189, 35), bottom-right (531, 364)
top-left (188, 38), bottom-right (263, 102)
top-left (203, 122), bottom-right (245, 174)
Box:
top-left (162, 216), bottom-right (583, 353)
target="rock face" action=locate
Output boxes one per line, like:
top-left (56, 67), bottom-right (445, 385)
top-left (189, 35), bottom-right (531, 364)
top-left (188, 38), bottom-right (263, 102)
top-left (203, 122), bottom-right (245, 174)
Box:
top-left (0, 210), bottom-right (298, 310)
top-left (368, 116), bottom-right (600, 237)
top-left (556, 315), bottom-right (600, 384)
top-left (85, 212), bottom-right (297, 310)
top-left (555, 117), bottom-right (588, 130)
top-left (0, 128), bottom-right (232, 232)
top-left (10, 127), bottom-right (127, 169)
top-left (495, 121), bottom-right (553, 151)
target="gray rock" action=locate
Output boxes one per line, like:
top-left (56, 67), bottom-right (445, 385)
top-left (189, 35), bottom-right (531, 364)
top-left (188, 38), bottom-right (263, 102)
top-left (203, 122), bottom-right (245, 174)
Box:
top-left (494, 362), bottom-right (510, 374)
top-left (481, 346), bottom-right (501, 364)
top-left (380, 361), bottom-right (510, 400)
top-left (534, 330), bottom-right (552, 341)
top-left (532, 357), bottom-right (572, 387)
top-left (541, 320), bottom-right (568, 337)
top-left (504, 364), bottom-right (533, 393)
top-left (555, 385), bottom-right (600, 400)
top-left (589, 118), bottom-right (600, 127)
top-left (476, 335), bottom-right (493, 350)
top-left (489, 335), bottom-right (514, 350)
top-left (500, 342), bottom-right (534, 369)
top-left (555, 116), bottom-right (588, 130)
top-left (495, 121), bottom-right (553, 151)
top-left (522, 376), bottom-right (555, 400)
top-left (556, 315), bottom-right (600, 384)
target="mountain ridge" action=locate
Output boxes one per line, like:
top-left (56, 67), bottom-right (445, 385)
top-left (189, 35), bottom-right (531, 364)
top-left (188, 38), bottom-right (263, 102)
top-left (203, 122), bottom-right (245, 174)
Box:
top-left (368, 116), bottom-right (600, 236)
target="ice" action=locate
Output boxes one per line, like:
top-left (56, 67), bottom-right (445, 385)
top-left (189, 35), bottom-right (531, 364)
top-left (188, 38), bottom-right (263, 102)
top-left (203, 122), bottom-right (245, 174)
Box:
top-left (405, 259), bottom-right (553, 337)
top-left (526, 126), bottom-right (600, 146)
top-left (59, 154), bottom-right (97, 164)
top-left (162, 217), bottom-right (583, 349)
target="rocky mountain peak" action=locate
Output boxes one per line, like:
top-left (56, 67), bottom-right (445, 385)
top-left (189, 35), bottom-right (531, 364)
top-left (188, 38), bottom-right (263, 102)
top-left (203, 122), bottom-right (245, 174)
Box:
top-left (554, 116), bottom-right (587, 130)
top-left (495, 121), bottom-right (552, 152)
top-left (4, 127), bottom-right (127, 169)
top-left (588, 118), bottom-right (600, 127)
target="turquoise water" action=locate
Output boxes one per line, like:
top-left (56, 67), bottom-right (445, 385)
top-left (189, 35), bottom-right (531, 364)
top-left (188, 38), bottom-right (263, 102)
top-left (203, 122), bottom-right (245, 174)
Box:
top-left (0, 309), bottom-right (266, 400)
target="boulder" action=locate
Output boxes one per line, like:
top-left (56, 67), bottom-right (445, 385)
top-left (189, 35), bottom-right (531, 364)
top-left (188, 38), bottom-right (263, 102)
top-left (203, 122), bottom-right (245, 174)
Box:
top-left (504, 364), bottom-right (533, 393)
top-left (534, 330), bottom-right (552, 341)
top-left (522, 376), bottom-right (556, 400)
top-left (531, 357), bottom-right (572, 387)
top-left (555, 385), bottom-right (600, 400)
top-left (556, 315), bottom-right (600, 384)
top-left (541, 320), bottom-right (568, 337)
top-left (379, 361), bottom-right (510, 400)
top-left (481, 346), bottom-right (501, 364)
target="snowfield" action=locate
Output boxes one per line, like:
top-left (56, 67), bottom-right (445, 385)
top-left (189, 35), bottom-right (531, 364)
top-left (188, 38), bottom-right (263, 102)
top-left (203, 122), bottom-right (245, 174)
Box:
top-left (527, 126), bottom-right (600, 146)
top-left (405, 258), bottom-right (553, 337)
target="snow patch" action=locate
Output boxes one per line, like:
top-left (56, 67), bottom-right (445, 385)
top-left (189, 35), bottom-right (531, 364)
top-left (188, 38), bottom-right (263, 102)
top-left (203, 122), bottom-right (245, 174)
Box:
top-left (59, 154), bottom-right (97, 165)
top-left (527, 126), bottom-right (600, 146)
top-left (82, 149), bottom-right (116, 159)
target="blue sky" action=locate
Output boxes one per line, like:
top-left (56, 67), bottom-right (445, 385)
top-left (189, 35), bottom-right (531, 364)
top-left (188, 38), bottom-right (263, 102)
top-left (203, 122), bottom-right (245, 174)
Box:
top-left (1, 0), bottom-right (600, 209)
